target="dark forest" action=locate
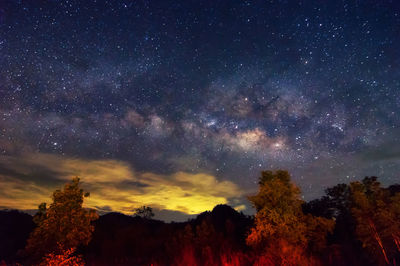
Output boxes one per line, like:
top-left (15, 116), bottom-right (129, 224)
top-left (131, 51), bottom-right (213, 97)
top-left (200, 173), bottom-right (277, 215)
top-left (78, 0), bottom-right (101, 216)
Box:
top-left (1, 170), bottom-right (400, 265)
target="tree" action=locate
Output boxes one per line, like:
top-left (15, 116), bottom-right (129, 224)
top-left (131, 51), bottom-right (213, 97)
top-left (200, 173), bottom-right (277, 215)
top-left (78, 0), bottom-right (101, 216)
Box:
top-left (247, 170), bottom-right (308, 248)
top-left (39, 245), bottom-right (84, 266)
top-left (350, 177), bottom-right (400, 265)
top-left (247, 170), bottom-right (334, 262)
top-left (33, 202), bottom-right (47, 225)
top-left (303, 182), bottom-right (374, 265)
top-left (25, 177), bottom-right (98, 262)
top-left (133, 206), bottom-right (154, 219)
top-left (171, 224), bottom-right (197, 266)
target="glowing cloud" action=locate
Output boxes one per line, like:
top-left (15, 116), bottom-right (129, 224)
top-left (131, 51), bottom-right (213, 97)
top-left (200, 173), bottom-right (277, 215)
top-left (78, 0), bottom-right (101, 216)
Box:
top-left (0, 153), bottom-right (243, 215)
top-left (0, 176), bottom-right (52, 210)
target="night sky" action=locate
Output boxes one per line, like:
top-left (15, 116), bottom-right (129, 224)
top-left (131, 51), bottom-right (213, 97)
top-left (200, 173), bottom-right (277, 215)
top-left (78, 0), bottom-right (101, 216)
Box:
top-left (1, 0), bottom-right (400, 221)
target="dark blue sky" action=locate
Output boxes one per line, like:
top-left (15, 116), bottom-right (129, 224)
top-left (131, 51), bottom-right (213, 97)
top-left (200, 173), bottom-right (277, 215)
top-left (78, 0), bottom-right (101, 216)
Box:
top-left (1, 0), bottom-right (400, 220)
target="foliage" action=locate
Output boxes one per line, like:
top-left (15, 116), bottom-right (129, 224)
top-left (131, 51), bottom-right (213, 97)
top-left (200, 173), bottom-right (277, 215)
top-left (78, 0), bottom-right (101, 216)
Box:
top-left (350, 177), bottom-right (400, 265)
top-left (253, 239), bottom-right (321, 266)
top-left (25, 177), bottom-right (98, 261)
top-left (168, 206), bottom-right (251, 266)
top-left (247, 170), bottom-right (335, 258)
top-left (133, 205), bottom-right (155, 219)
top-left (40, 245), bottom-right (84, 266)
top-left (0, 210), bottom-right (35, 264)
top-left (33, 203), bottom-right (47, 225)
top-left (1, 172), bottom-right (399, 265)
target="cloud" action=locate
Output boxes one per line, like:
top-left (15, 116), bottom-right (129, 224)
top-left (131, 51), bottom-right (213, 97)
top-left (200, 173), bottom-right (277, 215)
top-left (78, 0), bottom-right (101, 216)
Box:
top-left (0, 153), bottom-right (243, 216)
top-left (234, 204), bottom-right (247, 212)
top-left (151, 208), bottom-right (197, 222)
top-left (0, 175), bottom-right (52, 210)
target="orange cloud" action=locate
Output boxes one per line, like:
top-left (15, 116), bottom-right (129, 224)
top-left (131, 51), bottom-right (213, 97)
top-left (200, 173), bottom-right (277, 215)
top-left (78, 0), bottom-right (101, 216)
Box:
top-left (0, 153), bottom-right (243, 215)
top-left (0, 175), bottom-right (51, 210)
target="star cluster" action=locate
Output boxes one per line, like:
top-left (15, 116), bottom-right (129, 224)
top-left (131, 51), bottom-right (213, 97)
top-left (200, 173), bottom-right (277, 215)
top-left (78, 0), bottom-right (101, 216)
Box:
top-left (1, 0), bottom-right (400, 218)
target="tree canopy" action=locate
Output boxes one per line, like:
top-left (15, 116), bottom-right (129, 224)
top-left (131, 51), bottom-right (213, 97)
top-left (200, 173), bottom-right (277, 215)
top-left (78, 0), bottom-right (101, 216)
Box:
top-left (133, 205), bottom-right (155, 219)
top-left (350, 177), bottom-right (400, 265)
top-left (247, 170), bottom-right (335, 263)
top-left (0, 171), bottom-right (398, 265)
top-left (25, 177), bottom-right (98, 262)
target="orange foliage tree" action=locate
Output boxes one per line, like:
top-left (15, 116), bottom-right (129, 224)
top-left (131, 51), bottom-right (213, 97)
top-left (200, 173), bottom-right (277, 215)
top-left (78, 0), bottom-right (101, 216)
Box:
top-left (25, 177), bottom-right (98, 262)
top-left (350, 177), bottom-right (400, 265)
top-left (40, 246), bottom-right (84, 266)
top-left (247, 170), bottom-right (335, 264)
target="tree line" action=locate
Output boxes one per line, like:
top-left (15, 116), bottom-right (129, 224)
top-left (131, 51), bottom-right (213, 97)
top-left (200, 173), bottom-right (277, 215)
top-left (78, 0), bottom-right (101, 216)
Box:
top-left (1, 171), bottom-right (400, 265)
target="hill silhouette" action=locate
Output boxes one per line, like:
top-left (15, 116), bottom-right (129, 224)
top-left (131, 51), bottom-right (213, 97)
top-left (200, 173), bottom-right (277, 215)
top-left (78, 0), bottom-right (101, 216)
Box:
top-left (0, 210), bottom-right (35, 262)
top-left (0, 205), bottom-right (252, 265)
top-left (2, 175), bottom-right (400, 265)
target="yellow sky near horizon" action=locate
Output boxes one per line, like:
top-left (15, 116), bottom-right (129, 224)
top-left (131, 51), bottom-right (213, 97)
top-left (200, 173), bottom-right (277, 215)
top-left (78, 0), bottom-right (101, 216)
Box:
top-left (0, 153), bottom-right (246, 216)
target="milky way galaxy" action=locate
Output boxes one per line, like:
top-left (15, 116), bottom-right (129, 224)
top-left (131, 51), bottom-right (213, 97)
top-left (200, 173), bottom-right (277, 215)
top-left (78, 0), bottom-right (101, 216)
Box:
top-left (1, 0), bottom-right (400, 221)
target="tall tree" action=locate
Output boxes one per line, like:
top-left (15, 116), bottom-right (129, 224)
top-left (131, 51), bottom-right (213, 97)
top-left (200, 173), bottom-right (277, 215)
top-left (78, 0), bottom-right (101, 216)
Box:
top-left (350, 177), bottom-right (400, 265)
top-left (25, 177), bottom-right (98, 262)
top-left (247, 170), bottom-right (334, 263)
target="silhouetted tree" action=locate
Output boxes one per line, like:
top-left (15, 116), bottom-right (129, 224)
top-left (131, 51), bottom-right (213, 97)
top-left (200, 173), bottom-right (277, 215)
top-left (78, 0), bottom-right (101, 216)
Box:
top-left (350, 177), bottom-right (400, 265)
top-left (133, 206), bottom-right (154, 219)
top-left (0, 210), bottom-right (35, 264)
top-left (3, 172), bottom-right (397, 265)
top-left (33, 203), bottom-right (47, 225)
top-left (303, 182), bottom-right (372, 265)
top-left (172, 224), bottom-right (197, 266)
top-left (25, 177), bottom-right (98, 263)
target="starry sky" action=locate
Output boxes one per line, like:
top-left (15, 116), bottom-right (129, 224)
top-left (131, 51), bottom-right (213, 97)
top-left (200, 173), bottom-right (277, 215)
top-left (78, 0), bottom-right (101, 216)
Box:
top-left (1, 0), bottom-right (400, 221)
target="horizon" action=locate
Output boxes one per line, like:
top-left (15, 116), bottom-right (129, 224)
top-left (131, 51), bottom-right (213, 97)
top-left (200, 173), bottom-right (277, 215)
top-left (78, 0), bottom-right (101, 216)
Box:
top-left (1, 172), bottom-right (398, 223)
top-left (0, 202), bottom-right (243, 223)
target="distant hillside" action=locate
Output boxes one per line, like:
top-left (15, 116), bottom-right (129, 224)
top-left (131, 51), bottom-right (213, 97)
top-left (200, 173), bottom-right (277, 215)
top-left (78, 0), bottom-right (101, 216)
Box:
top-left (0, 205), bottom-right (252, 265)
top-left (0, 210), bottom-right (35, 262)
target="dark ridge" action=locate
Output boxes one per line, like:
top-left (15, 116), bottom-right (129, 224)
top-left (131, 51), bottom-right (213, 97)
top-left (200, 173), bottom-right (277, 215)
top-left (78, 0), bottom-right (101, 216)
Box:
top-left (0, 210), bottom-right (35, 262)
